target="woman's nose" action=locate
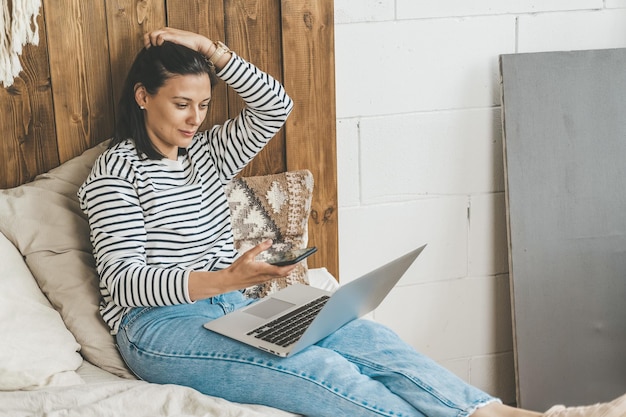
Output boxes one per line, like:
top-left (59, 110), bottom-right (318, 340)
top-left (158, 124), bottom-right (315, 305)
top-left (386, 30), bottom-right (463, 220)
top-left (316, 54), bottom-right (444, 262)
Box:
top-left (189, 108), bottom-right (202, 125)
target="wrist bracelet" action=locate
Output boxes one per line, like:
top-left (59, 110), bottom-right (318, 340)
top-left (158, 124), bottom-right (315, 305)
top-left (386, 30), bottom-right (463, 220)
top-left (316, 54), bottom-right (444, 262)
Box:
top-left (208, 41), bottom-right (230, 66)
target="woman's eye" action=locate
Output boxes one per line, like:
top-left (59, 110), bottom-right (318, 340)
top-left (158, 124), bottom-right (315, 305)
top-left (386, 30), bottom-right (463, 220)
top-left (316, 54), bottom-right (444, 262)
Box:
top-left (176, 103), bottom-right (188, 109)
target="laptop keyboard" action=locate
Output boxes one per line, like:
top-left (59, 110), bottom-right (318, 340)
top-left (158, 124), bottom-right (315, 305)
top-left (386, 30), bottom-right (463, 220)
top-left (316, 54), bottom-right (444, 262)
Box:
top-left (247, 295), bottom-right (330, 347)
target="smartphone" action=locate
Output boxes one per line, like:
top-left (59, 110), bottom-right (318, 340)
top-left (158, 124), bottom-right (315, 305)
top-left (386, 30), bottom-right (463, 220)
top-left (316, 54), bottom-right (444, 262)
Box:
top-left (266, 247), bottom-right (318, 266)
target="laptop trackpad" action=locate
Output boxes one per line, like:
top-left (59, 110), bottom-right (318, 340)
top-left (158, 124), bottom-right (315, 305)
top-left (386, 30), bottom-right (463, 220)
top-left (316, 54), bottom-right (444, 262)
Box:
top-left (245, 298), bottom-right (295, 319)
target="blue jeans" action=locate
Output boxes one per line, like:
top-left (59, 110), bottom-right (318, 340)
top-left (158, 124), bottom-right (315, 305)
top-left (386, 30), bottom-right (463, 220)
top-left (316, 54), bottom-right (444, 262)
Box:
top-left (116, 291), bottom-right (498, 417)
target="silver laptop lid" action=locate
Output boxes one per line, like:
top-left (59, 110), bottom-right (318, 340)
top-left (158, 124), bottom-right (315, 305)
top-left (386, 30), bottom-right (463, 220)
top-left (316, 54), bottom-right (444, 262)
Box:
top-left (288, 244), bottom-right (426, 355)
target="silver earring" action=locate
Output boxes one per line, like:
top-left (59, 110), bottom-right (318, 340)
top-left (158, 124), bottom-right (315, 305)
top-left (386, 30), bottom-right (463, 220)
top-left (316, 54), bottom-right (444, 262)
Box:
top-left (140, 106), bottom-right (145, 110)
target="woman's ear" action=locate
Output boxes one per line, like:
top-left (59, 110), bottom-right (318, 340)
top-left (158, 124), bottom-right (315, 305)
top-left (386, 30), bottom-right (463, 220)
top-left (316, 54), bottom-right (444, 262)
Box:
top-left (134, 83), bottom-right (148, 109)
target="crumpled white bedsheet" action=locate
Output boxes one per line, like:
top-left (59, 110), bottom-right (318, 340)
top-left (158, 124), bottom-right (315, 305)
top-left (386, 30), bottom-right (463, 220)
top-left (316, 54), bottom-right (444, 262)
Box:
top-left (0, 380), bottom-right (298, 417)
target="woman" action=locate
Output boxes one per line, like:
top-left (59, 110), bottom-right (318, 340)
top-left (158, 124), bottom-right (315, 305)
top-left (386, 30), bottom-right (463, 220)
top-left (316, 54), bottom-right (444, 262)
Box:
top-left (78, 27), bottom-right (625, 417)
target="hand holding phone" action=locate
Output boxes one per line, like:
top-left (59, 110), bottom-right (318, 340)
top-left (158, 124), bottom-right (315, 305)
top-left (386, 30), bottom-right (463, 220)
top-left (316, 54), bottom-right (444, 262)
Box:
top-left (266, 247), bottom-right (318, 266)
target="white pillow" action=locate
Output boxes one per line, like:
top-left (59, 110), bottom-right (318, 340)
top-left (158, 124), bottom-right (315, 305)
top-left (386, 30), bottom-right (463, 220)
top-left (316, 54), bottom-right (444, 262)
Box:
top-left (0, 232), bottom-right (83, 390)
top-left (307, 267), bottom-right (339, 292)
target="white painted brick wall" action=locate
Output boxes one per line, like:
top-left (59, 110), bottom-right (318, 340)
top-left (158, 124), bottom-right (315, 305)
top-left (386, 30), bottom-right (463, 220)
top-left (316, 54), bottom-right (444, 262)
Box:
top-left (335, 16), bottom-right (516, 117)
top-left (518, 9), bottom-right (626, 52)
top-left (468, 193), bottom-right (509, 277)
top-left (358, 108), bottom-right (503, 202)
top-left (606, 0), bottom-right (626, 8)
top-left (397, 0), bottom-right (603, 19)
top-left (334, 0), bottom-right (626, 405)
top-left (339, 197), bottom-right (468, 284)
top-left (373, 275), bottom-right (514, 359)
top-left (334, 0), bottom-right (395, 23)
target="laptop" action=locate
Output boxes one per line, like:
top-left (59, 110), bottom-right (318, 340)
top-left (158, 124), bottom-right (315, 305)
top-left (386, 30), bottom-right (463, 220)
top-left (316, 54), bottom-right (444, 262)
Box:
top-left (203, 244), bottom-right (426, 357)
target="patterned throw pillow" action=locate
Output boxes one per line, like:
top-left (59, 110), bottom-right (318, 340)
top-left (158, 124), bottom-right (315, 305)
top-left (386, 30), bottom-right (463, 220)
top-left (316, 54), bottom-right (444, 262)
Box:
top-left (226, 170), bottom-right (314, 298)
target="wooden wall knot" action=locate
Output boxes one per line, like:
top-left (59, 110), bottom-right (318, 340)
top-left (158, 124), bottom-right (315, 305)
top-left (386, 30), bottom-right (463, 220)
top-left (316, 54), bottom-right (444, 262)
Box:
top-left (137, 0), bottom-right (149, 24)
top-left (311, 206), bottom-right (335, 225)
top-left (242, 0), bottom-right (259, 19)
top-left (303, 12), bottom-right (313, 29)
top-left (6, 85), bottom-right (21, 96)
top-left (5, 78), bottom-right (33, 136)
top-left (37, 78), bottom-right (51, 92)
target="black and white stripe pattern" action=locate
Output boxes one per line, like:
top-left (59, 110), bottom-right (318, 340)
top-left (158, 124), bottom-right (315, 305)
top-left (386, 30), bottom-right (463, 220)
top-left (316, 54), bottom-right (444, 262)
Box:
top-left (78, 54), bottom-right (293, 334)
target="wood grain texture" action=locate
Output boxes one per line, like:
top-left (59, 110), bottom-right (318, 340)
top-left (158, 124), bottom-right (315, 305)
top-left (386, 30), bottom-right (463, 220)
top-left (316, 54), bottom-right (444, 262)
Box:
top-left (282, 0), bottom-right (338, 276)
top-left (105, 0), bottom-right (166, 108)
top-left (225, 0), bottom-right (286, 177)
top-left (0, 12), bottom-right (57, 188)
top-left (43, 0), bottom-right (115, 161)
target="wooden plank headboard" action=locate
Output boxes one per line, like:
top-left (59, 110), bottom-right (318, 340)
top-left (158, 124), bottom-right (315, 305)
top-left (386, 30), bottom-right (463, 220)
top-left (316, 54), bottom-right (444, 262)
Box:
top-left (0, 0), bottom-right (338, 278)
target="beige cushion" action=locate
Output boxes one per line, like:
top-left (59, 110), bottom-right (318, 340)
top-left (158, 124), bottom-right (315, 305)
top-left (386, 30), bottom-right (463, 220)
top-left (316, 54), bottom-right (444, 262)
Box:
top-left (0, 141), bottom-right (135, 379)
top-left (0, 142), bottom-right (313, 378)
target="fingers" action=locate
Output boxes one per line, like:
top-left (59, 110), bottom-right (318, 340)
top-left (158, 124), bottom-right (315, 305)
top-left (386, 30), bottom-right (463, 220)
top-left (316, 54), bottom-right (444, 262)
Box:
top-left (237, 240), bottom-right (299, 278)
top-left (143, 30), bottom-right (162, 48)
top-left (244, 239), bottom-right (273, 259)
top-left (222, 241), bottom-right (296, 291)
top-left (274, 263), bottom-right (298, 276)
top-left (144, 27), bottom-right (182, 48)
top-left (143, 27), bottom-right (211, 55)
top-left (143, 27), bottom-right (180, 48)
top-left (253, 261), bottom-right (297, 281)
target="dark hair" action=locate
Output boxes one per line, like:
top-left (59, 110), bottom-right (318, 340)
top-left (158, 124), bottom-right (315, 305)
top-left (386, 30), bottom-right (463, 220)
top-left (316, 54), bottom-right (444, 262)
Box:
top-left (111, 41), bottom-right (218, 159)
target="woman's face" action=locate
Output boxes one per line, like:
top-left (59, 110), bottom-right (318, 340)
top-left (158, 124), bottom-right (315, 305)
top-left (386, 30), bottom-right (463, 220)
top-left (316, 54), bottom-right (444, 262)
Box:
top-left (137, 73), bottom-right (212, 160)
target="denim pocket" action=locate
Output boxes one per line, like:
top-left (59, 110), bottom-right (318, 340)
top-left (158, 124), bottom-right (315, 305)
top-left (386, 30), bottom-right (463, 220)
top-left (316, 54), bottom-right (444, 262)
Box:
top-left (120, 306), bottom-right (153, 331)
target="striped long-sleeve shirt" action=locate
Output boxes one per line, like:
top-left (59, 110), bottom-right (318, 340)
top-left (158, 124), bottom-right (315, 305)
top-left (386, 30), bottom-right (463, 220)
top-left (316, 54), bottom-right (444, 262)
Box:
top-left (78, 54), bottom-right (293, 334)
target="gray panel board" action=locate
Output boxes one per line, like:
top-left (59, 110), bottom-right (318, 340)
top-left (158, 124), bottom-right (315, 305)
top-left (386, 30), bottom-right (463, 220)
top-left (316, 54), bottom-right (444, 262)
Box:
top-left (501, 48), bottom-right (626, 411)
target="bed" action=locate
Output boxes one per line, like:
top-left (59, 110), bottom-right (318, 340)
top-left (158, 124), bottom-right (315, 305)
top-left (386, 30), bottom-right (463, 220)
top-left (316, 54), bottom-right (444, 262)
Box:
top-left (0, 1), bottom-right (337, 415)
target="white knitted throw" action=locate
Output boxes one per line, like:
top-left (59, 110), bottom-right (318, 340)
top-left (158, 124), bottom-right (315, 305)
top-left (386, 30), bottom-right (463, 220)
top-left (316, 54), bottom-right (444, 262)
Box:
top-left (0, 0), bottom-right (42, 87)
